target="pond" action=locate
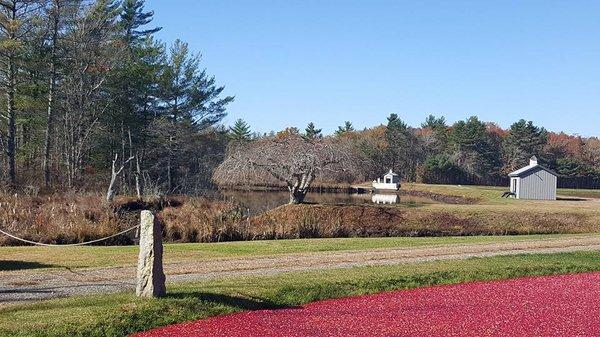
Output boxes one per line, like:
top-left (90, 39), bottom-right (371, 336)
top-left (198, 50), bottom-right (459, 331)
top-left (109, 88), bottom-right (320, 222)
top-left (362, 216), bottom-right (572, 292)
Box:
top-left (214, 190), bottom-right (439, 216)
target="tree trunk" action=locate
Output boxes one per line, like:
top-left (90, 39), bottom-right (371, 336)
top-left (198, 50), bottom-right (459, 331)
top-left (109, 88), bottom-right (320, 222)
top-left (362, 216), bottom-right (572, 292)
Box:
top-left (287, 172), bottom-right (314, 204)
top-left (2, 3), bottom-right (18, 187)
top-left (107, 154), bottom-right (134, 202)
top-left (106, 154), bottom-right (119, 202)
top-left (288, 189), bottom-right (308, 204)
top-left (6, 57), bottom-right (16, 186)
top-left (43, 0), bottom-right (61, 188)
top-left (135, 154), bottom-right (142, 199)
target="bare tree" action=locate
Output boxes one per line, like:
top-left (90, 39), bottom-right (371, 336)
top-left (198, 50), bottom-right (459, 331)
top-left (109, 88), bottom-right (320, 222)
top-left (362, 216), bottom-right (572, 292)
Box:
top-left (60, 1), bottom-right (124, 187)
top-left (214, 134), bottom-right (358, 204)
top-left (106, 153), bottom-right (134, 202)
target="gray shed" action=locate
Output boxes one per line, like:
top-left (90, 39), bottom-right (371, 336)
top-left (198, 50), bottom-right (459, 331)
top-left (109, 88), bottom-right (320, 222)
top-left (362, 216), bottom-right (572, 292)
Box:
top-left (508, 156), bottom-right (557, 200)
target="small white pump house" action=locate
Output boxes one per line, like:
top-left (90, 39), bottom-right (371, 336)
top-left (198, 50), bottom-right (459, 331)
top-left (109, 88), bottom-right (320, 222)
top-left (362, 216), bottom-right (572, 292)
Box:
top-left (372, 169), bottom-right (400, 191)
top-left (508, 156), bottom-right (558, 200)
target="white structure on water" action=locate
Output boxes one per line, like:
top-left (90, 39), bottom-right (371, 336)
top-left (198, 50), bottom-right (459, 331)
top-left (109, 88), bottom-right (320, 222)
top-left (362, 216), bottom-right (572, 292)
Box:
top-left (372, 169), bottom-right (400, 191)
top-left (508, 156), bottom-right (557, 200)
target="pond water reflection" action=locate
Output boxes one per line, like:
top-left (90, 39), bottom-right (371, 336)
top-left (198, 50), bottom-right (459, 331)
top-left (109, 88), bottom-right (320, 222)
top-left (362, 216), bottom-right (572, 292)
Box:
top-left (371, 193), bottom-right (398, 204)
top-left (215, 190), bottom-right (436, 216)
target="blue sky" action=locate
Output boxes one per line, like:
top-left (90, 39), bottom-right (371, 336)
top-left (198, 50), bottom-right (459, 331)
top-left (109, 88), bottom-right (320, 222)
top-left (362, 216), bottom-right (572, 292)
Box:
top-left (146, 0), bottom-right (600, 136)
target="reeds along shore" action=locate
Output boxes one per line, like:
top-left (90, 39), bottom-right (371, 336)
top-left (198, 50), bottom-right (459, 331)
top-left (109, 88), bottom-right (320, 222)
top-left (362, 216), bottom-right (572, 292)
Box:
top-left (1, 190), bottom-right (598, 246)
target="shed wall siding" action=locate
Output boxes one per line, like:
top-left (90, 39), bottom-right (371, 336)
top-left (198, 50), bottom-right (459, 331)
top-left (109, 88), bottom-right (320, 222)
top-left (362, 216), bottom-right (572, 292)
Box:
top-left (517, 167), bottom-right (557, 200)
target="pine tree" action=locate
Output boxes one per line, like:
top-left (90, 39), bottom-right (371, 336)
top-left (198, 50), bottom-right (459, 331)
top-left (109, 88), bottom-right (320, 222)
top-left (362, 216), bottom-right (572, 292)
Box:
top-left (229, 119), bottom-right (251, 141)
top-left (421, 114), bottom-right (446, 131)
top-left (449, 116), bottom-right (501, 176)
top-left (120, 0), bottom-right (161, 44)
top-left (421, 114), bottom-right (449, 154)
top-left (304, 122), bottom-right (322, 139)
top-left (0, 0), bottom-right (45, 185)
top-left (156, 39), bottom-right (234, 191)
top-left (502, 119), bottom-right (548, 172)
top-left (335, 121), bottom-right (354, 135)
top-left (100, 0), bottom-right (163, 193)
top-left (385, 113), bottom-right (421, 180)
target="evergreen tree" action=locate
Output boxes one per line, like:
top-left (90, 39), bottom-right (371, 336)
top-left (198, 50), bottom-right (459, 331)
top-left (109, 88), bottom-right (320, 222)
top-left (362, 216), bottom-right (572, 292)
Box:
top-left (335, 121), bottom-right (354, 135)
top-left (0, 0), bottom-right (45, 185)
top-left (158, 39), bottom-right (233, 124)
top-left (448, 116), bottom-right (501, 177)
top-left (99, 0), bottom-right (163, 192)
top-left (229, 119), bottom-right (251, 141)
top-left (155, 39), bottom-right (233, 191)
top-left (556, 157), bottom-right (586, 177)
top-left (421, 114), bottom-right (449, 155)
top-left (502, 119), bottom-right (548, 172)
top-left (304, 122), bottom-right (322, 139)
top-left (385, 114), bottom-right (421, 181)
top-left (120, 0), bottom-right (161, 44)
top-left (421, 114), bottom-right (447, 131)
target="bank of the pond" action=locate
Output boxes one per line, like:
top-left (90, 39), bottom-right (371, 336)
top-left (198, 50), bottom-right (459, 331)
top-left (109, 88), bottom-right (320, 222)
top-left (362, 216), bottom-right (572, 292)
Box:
top-left (249, 202), bottom-right (600, 238)
top-left (1, 184), bottom-right (599, 246)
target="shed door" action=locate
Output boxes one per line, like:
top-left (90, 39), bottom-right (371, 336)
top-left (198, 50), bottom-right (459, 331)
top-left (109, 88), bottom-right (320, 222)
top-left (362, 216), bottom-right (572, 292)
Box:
top-left (511, 178), bottom-right (518, 193)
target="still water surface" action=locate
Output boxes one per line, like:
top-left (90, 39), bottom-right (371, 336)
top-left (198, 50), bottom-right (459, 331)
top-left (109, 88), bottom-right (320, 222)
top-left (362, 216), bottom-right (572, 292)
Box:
top-left (214, 190), bottom-right (437, 216)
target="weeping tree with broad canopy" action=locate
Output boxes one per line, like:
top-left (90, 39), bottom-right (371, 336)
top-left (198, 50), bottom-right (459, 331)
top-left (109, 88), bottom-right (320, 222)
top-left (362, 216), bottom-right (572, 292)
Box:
top-left (214, 134), bottom-right (358, 204)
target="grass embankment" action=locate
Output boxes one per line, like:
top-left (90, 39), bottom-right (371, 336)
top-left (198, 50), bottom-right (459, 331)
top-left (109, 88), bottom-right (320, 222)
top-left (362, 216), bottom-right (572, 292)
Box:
top-left (1, 251), bottom-right (599, 337)
top-left (0, 234), bottom-right (582, 270)
top-left (248, 183), bottom-right (600, 238)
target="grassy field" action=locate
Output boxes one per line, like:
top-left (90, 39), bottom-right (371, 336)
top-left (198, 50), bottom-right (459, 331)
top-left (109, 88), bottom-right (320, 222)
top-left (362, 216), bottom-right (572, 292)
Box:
top-left (0, 234), bottom-right (580, 270)
top-left (405, 182), bottom-right (600, 202)
top-left (0, 250), bottom-right (598, 337)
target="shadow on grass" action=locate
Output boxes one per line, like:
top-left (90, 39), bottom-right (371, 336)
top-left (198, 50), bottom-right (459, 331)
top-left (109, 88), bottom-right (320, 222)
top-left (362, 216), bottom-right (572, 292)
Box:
top-left (166, 292), bottom-right (298, 311)
top-left (0, 260), bottom-right (57, 272)
top-left (557, 197), bottom-right (588, 202)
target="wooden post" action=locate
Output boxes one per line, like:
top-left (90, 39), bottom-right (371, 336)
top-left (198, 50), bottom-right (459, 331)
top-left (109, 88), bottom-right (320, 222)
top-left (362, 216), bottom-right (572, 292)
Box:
top-left (136, 210), bottom-right (166, 298)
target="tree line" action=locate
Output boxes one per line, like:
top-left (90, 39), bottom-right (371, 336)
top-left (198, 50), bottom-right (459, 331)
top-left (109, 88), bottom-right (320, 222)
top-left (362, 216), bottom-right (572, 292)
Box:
top-left (221, 115), bottom-right (600, 190)
top-left (0, 0), bottom-right (233, 197)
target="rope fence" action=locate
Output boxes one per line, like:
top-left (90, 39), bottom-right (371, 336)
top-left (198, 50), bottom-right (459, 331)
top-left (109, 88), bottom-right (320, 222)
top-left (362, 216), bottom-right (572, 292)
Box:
top-left (0, 225), bottom-right (140, 247)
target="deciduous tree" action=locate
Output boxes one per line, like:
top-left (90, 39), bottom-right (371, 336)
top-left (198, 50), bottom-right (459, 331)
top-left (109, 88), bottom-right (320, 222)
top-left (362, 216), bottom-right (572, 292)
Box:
top-left (214, 134), bottom-right (357, 204)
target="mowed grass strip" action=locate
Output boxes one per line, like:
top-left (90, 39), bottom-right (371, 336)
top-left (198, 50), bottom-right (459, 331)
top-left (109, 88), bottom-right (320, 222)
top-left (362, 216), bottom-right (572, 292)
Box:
top-left (1, 250), bottom-right (599, 337)
top-left (0, 234), bottom-right (591, 270)
top-left (406, 183), bottom-right (600, 203)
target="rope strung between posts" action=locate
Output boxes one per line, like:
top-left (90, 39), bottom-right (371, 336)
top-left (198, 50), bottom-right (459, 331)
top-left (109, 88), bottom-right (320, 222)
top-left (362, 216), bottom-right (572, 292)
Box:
top-left (0, 224), bottom-right (140, 247)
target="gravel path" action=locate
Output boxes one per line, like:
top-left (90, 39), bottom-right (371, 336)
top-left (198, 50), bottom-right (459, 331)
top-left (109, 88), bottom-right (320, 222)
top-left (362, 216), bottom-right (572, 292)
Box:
top-left (1, 235), bottom-right (599, 307)
top-left (133, 272), bottom-right (600, 337)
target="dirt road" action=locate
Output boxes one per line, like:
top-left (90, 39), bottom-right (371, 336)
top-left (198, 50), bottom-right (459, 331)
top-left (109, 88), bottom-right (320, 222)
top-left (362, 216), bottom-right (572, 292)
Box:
top-left (1, 235), bottom-right (599, 307)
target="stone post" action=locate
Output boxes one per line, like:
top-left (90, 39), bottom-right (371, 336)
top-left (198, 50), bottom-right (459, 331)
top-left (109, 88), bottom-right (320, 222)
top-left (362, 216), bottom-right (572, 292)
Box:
top-left (136, 210), bottom-right (166, 298)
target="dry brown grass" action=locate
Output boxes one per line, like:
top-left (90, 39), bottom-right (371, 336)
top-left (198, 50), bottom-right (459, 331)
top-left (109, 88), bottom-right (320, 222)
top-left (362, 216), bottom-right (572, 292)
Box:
top-left (0, 193), bottom-right (240, 246)
top-left (0, 193), bottom-right (133, 245)
top-left (1, 183), bottom-right (599, 246)
top-left (159, 198), bottom-right (248, 242)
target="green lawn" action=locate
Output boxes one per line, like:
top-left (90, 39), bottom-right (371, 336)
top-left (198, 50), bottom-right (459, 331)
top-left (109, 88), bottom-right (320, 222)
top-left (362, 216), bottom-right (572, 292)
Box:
top-left (557, 188), bottom-right (600, 199)
top-left (406, 182), bottom-right (600, 202)
top-left (0, 234), bottom-right (591, 270)
top-left (0, 250), bottom-right (598, 337)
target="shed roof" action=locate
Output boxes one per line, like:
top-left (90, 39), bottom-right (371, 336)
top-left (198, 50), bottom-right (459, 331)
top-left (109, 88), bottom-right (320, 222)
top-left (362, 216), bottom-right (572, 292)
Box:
top-left (508, 163), bottom-right (558, 178)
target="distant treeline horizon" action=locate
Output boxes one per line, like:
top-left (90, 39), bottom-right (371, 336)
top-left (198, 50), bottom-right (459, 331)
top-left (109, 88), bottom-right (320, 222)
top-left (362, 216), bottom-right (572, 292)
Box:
top-left (226, 114), bottom-right (600, 189)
